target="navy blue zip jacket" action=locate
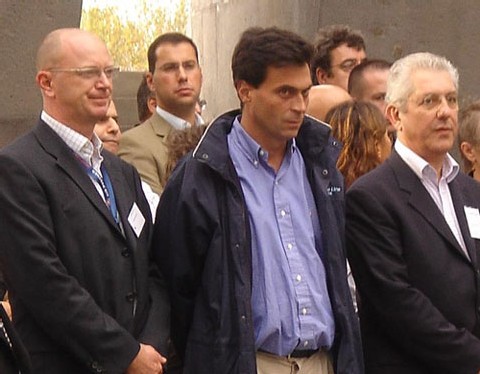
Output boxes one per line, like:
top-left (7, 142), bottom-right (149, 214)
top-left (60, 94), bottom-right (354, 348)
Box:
top-left (153, 110), bottom-right (364, 374)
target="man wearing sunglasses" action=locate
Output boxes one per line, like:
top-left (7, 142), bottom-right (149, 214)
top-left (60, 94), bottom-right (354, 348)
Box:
top-left (311, 24), bottom-right (366, 91)
top-left (0, 28), bottom-right (168, 373)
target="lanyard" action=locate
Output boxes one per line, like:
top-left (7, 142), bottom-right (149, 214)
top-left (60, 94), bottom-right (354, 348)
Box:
top-left (74, 154), bottom-right (120, 225)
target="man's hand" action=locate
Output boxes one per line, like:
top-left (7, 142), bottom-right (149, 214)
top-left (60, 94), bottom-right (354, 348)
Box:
top-left (1, 301), bottom-right (11, 320)
top-left (126, 343), bottom-right (167, 374)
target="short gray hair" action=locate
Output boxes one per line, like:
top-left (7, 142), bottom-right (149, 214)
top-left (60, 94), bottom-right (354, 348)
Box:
top-left (386, 52), bottom-right (459, 111)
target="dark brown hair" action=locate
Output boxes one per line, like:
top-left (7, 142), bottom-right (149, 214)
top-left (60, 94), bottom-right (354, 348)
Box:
top-left (310, 25), bottom-right (365, 84)
top-left (232, 27), bottom-right (313, 89)
top-left (164, 125), bottom-right (207, 183)
top-left (148, 33), bottom-right (199, 73)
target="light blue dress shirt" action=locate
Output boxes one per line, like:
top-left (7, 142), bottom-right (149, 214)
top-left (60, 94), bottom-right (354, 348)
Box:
top-left (227, 117), bottom-right (335, 356)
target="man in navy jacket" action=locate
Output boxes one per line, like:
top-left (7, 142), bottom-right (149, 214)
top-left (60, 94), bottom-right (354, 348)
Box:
top-left (153, 27), bottom-right (363, 374)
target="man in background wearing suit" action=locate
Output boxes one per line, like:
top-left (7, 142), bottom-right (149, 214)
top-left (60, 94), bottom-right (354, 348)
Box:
top-left (346, 52), bottom-right (480, 373)
top-left (0, 28), bottom-right (168, 373)
top-left (118, 33), bottom-right (203, 195)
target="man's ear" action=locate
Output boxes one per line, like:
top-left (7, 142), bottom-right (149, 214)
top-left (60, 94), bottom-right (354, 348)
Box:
top-left (36, 71), bottom-right (54, 97)
top-left (316, 67), bottom-right (329, 84)
top-left (146, 72), bottom-right (154, 92)
top-left (236, 80), bottom-right (253, 105)
top-left (460, 141), bottom-right (477, 164)
top-left (386, 104), bottom-right (402, 132)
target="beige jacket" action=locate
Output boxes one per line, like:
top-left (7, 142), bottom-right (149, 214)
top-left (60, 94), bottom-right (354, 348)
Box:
top-left (118, 112), bottom-right (172, 195)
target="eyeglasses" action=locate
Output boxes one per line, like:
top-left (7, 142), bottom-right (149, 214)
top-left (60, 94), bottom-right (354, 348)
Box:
top-left (157, 61), bottom-right (199, 74)
top-left (331, 58), bottom-right (363, 73)
top-left (47, 66), bottom-right (120, 80)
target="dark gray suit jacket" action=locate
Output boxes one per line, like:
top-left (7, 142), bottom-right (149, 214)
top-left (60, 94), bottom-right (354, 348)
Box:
top-left (0, 303), bottom-right (32, 374)
top-left (346, 151), bottom-right (480, 374)
top-left (0, 120), bottom-right (169, 373)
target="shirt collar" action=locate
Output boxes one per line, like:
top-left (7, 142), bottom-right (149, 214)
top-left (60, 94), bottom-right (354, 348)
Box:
top-left (156, 105), bottom-right (204, 130)
top-left (395, 139), bottom-right (459, 183)
top-left (41, 110), bottom-right (103, 168)
top-left (230, 116), bottom-right (296, 168)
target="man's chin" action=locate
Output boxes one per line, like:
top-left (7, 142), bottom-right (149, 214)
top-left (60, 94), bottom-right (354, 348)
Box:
top-left (102, 142), bottom-right (118, 154)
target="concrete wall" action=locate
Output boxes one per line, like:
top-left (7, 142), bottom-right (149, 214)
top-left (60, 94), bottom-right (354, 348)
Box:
top-left (0, 0), bottom-right (141, 147)
top-left (192, 0), bottom-right (480, 121)
top-left (2, 1), bottom-right (480, 146)
top-left (0, 0), bottom-right (83, 147)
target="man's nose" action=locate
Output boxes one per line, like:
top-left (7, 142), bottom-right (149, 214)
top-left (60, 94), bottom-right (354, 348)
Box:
top-left (178, 65), bottom-right (188, 81)
top-left (292, 93), bottom-right (308, 112)
top-left (436, 97), bottom-right (455, 119)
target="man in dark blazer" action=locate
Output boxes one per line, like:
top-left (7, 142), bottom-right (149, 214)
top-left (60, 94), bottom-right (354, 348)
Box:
top-left (0, 28), bottom-right (169, 373)
top-left (346, 52), bottom-right (480, 374)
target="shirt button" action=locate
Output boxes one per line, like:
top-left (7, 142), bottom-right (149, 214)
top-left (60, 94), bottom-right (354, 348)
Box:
top-left (303, 341), bottom-right (309, 347)
top-left (259, 150), bottom-right (265, 156)
top-left (280, 210), bottom-right (286, 217)
top-left (322, 169), bottom-right (328, 176)
top-left (302, 307), bottom-right (307, 315)
top-left (296, 274), bottom-right (302, 282)
top-left (287, 243), bottom-right (293, 250)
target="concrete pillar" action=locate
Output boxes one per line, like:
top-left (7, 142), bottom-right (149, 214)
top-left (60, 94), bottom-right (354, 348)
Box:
top-left (192, 0), bottom-right (480, 121)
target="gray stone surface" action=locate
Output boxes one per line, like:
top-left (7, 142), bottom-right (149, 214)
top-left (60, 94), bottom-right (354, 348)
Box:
top-left (0, 0), bottom-right (140, 146)
top-left (0, 0), bottom-right (83, 147)
top-left (191, 0), bottom-right (480, 123)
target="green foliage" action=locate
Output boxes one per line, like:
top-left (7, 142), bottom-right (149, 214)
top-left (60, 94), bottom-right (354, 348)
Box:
top-left (80, 0), bottom-right (189, 71)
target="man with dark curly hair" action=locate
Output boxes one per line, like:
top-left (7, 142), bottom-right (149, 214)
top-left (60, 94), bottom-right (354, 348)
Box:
top-left (311, 24), bottom-right (366, 90)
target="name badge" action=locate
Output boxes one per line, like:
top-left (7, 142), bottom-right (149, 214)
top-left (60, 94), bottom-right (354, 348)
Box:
top-left (128, 202), bottom-right (145, 238)
top-left (464, 206), bottom-right (480, 239)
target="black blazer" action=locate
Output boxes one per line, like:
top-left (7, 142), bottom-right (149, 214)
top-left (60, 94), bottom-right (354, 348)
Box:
top-left (346, 151), bottom-right (480, 374)
top-left (0, 303), bottom-right (32, 374)
top-left (0, 120), bottom-right (169, 373)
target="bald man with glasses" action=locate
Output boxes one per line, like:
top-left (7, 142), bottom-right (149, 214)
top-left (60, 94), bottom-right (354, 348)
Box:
top-left (0, 28), bottom-right (169, 374)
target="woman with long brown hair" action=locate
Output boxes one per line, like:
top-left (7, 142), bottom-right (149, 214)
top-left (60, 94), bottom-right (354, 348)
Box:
top-left (325, 100), bottom-right (391, 189)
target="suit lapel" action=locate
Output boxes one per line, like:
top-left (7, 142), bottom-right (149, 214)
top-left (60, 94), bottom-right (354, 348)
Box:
top-left (149, 112), bottom-right (173, 138)
top-left (102, 155), bottom-right (138, 248)
top-left (390, 152), bottom-right (470, 262)
top-left (450, 179), bottom-right (478, 264)
top-left (34, 121), bottom-right (123, 234)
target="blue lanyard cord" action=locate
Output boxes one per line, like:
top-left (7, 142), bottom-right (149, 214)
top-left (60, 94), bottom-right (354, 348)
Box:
top-left (91, 166), bottom-right (120, 225)
top-left (74, 154), bottom-right (120, 224)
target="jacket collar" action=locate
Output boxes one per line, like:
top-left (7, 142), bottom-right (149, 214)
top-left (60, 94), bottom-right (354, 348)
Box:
top-left (146, 112), bottom-right (172, 137)
top-left (193, 110), bottom-right (337, 178)
top-left (33, 120), bottom-right (126, 237)
top-left (388, 151), bottom-right (475, 263)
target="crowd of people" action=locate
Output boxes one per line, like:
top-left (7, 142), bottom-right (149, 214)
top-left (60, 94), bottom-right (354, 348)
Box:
top-left (0, 21), bottom-right (479, 374)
